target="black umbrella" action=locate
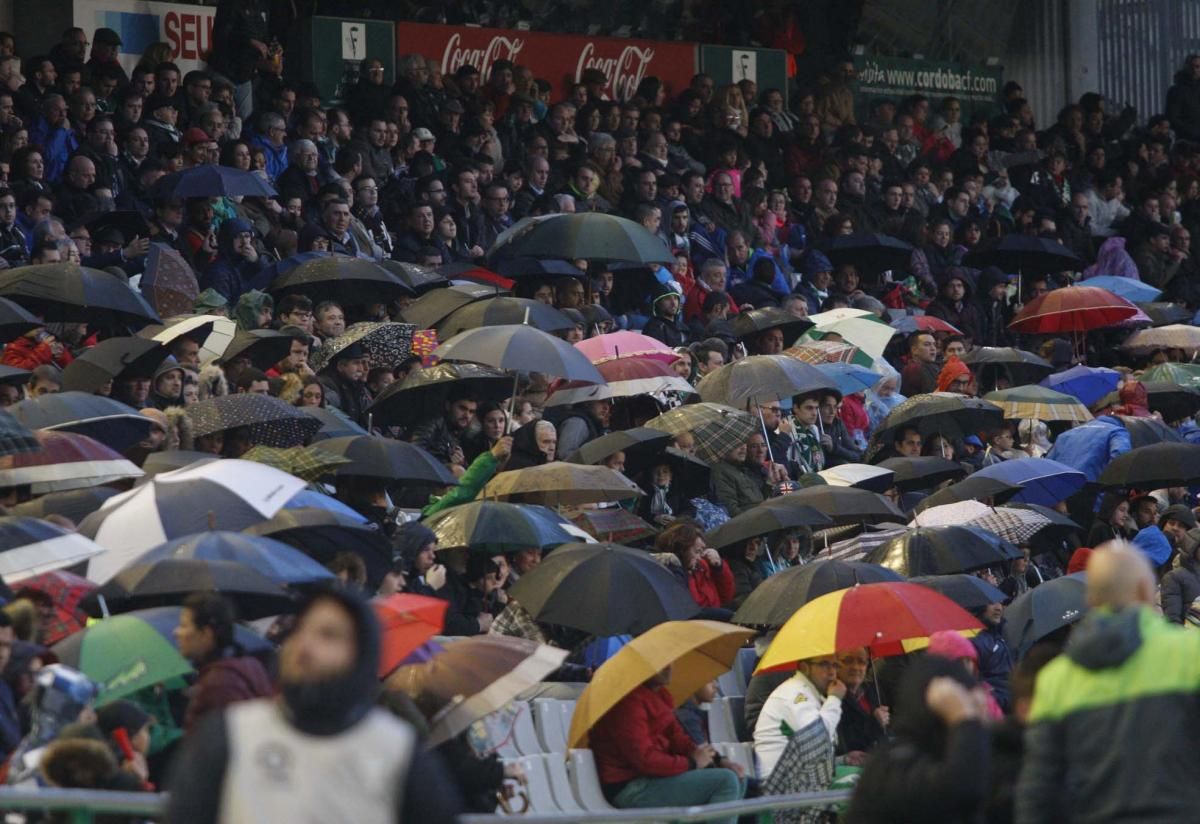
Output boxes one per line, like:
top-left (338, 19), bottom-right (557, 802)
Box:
top-left (10, 487), bottom-right (120, 524)
top-left (87, 210), bottom-right (151, 244)
top-left (488, 213), bottom-right (675, 265)
top-left (878, 456), bottom-right (966, 492)
top-left (318, 435), bottom-right (458, 486)
top-left (870, 393), bottom-right (1005, 449)
top-left (507, 542), bottom-right (700, 635)
top-left (399, 282), bottom-right (507, 330)
top-left (157, 165), bottom-right (278, 199)
top-left (434, 325), bottom-right (604, 384)
top-left (910, 574), bottom-right (1008, 610)
top-left (268, 255), bottom-right (413, 305)
top-left (651, 447), bottom-right (712, 499)
top-left (218, 329), bottom-right (295, 370)
top-left (1118, 415), bottom-right (1184, 447)
top-left (705, 501), bottom-right (832, 551)
top-left (0, 297), bottom-right (38, 343)
top-left (85, 558), bottom-right (295, 619)
top-left (245, 507), bottom-right (392, 592)
top-left (961, 347), bottom-right (1055, 386)
top-left (962, 235), bottom-right (1082, 275)
top-left (766, 486), bottom-right (906, 525)
top-left (866, 525), bottom-right (1023, 576)
top-left (825, 232), bottom-right (914, 275)
top-left (1003, 572), bottom-right (1087, 657)
top-left (912, 475), bottom-right (1023, 513)
top-left (7, 392), bottom-right (154, 452)
top-left (435, 296), bottom-right (575, 339)
top-left (366, 362), bottom-right (512, 428)
top-left (1144, 382), bottom-right (1200, 423)
top-left (731, 559), bottom-right (904, 627)
top-left (423, 501), bottom-right (577, 553)
top-left (297, 406), bottom-right (369, 441)
top-left (379, 260), bottom-right (449, 295)
top-left (1098, 443), bottom-right (1200, 488)
top-left (0, 264), bottom-right (161, 329)
top-left (566, 427), bottom-right (673, 469)
top-left (0, 365), bottom-right (29, 386)
top-left (731, 307), bottom-right (813, 349)
top-left (1136, 302), bottom-right (1192, 327)
top-left (185, 394), bottom-right (322, 448)
top-left (493, 258), bottom-right (586, 279)
top-left (61, 338), bottom-right (171, 393)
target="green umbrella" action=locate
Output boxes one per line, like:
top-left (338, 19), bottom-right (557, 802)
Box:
top-left (52, 614), bottom-right (193, 705)
top-left (1142, 362), bottom-right (1200, 388)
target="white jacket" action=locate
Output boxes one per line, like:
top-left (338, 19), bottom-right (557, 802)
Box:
top-left (753, 672), bottom-right (842, 780)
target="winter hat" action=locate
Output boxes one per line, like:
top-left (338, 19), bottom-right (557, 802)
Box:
top-left (936, 357), bottom-right (972, 392)
top-left (1160, 504), bottom-right (1198, 531)
top-left (1067, 547), bottom-right (1093, 574)
top-left (925, 629), bottom-right (979, 663)
top-left (193, 288), bottom-right (229, 314)
top-left (801, 249), bottom-right (833, 280)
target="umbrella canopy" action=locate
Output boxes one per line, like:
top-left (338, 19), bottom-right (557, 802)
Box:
top-left (0, 264), bottom-right (160, 329)
top-left (912, 475), bottom-right (1023, 513)
top-left (1003, 572), bottom-right (1087, 657)
top-left (576, 331), bottom-right (679, 365)
top-left (731, 560), bottom-right (904, 627)
top-left (185, 394), bottom-right (322, 448)
top-left (1040, 364), bottom-right (1123, 407)
top-left (492, 257), bottom-right (585, 279)
top-left (1098, 443), bottom-right (1200, 488)
top-left (546, 357), bottom-right (694, 406)
top-left (1141, 362), bottom-right (1200, 388)
top-left (1119, 415), bottom-right (1185, 447)
top-left (0, 517), bottom-right (106, 584)
top-left (268, 254), bottom-right (412, 304)
top-left (871, 392), bottom-right (1004, 444)
top-left (966, 506), bottom-right (1055, 546)
top-left (1082, 275), bottom-right (1161, 303)
top-left (482, 462), bottom-right (642, 506)
top-left (300, 406), bottom-right (369, 440)
top-left (140, 243), bottom-right (198, 318)
top-left (82, 459), bottom-right (307, 582)
top-left (910, 574), bottom-right (1008, 610)
top-left (380, 260), bottom-right (449, 294)
top-left (566, 507), bottom-right (655, 544)
top-left (14, 570), bottom-right (95, 643)
top-left (373, 593), bottom-right (448, 678)
top-left (814, 363), bottom-right (882, 396)
top-left (386, 635), bottom-right (568, 746)
top-left (568, 620), bottom-right (753, 747)
top-left (972, 458), bottom-right (1088, 506)
top-left (1121, 323), bottom-right (1200, 355)
top-left (239, 445), bottom-right (349, 482)
top-left (818, 463), bottom-right (896, 494)
top-left (119, 531), bottom-right (335, 587)
top-left (51, 614), bottom-right (193, 705)
top-left (10, 487), bottom-right (119, 524)
top-left (565, 427), bottom-right (673, 468)
top-left (103, 605), bottom-right (270, 655)
top-left (366, 362), bottom-right (512, 428)
top-left (488, 213), bottom-right (674, 265)
top-left (756, 582), bottom-right (983, 673)
top-left (804, 309), bottom-right (896, 360)
top-left (705, 502), bottom-right (832, 550)
top-left (825, 232), bottom-right (913, 274)
top-left (767, 486), bottom-right (905, 526)
top-left (1144, 382), bottom-right (1200, 422)
top-left (963, 234), bottom-right (1081, 274)
top-left (0, 430), bottom-right (142, 494)
top-left (434, 297), bottom-right (574, 339)
top-left (0, 297), bottom-right (40, 343)
top-left (7, 392), bottom-right (153, 453)
top-left (245, 507), bottom-right (391, 592)
top-left (399, 282), bottom-right (505, 330)
top-left (424, 501), bottom-right (577, 553)
top-left (218, 329), bottom-right (294, 370)
top-left (697, 354), bottom-right (837, 406)
top-left (984, 385), bottom-right (1093, 423)
top-left (1009, 286), bottom-right (1139, 334)
top-left (962, 347), bottom-right (1055, 387)
top-left (784, 340), bottom-right (862, 365)
top-left (878, 456), bottom-right (966, 491)
top-left (888, 314), bottom-right (962, 335)
top-left (0, 410), bottom-right (40, 458)
top-left (318, 435), bottom-right (458, 486)
top-left (866, 526), bottom-right (1023, 576)
top-left (157, 165), bottom-right (277, 198)
top-left (87, 557), bottom-right (295, 619)
top-left (731, 307), bottom-right (812, 348)
top-left (433, 324), bottom-right (604, 384)
top-left (146, 315), bottom-right (233, 365)
top-left (644, 402), bottom-right (758, 463)
top-left (509, 542), bottom-right (700, 636)
top-left (308, 322), bottom-right (415, 374)
top-left (61, 338), bottom-right (171, 393)
top-left (1135, 302), bottom-right (1192, 327)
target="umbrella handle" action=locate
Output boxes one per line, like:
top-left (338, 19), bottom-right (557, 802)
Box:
top-left (753, 397), bottom-right (777, 466)
top-left (506, 373), bottom-right (520, 435)
top-left (97, 593), bottom-right (110, 619)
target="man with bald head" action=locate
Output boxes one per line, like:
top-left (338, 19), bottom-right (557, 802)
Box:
top-left (1017, 542), bottom-right (1200, 823)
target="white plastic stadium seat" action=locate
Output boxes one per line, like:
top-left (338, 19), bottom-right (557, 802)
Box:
top-left (542, 753), bottom-right (585, 813)
top-left (567, 749), bottom-right (617, 811)
top-left (707, 696), bottom-right (747, 743)
top-left (533, 698), bottom-right (571, 753)
top-left (717, 667), bottom-right (745, 698)
top-left (511, 702), bottom-right (545, 756)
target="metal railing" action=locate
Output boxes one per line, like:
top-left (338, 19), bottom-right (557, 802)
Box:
top-left (0, 788), bottom-right (168, 821)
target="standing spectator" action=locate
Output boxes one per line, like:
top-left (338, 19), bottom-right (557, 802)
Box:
top-left (209, 0), bottom-right (272, 120)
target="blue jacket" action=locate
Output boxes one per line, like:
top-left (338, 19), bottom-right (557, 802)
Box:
top-left (200, 219), bottom-right (270, 302)
top-left (726, 249), bottom-right (790, 296)
top-left (249, 134), bottom-right (288, 183)
top-left (1045, 415), bottom-right (1132, 482)
top-left (28, 119), bottom-right (78, 184)
top-left (970, 619), bottom-right (1013, 712)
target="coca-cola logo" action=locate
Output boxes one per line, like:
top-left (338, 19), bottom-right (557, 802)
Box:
top-left (576, 42), bottom-right (655, 101)
top-left (441, 32), bottom-right (524, 79)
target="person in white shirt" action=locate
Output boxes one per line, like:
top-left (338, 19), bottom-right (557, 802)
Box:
top-left (753, 653), bottom-right (846, 780)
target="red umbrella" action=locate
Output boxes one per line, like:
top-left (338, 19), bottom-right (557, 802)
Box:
top-left (1008, 286), bottom-right (1139, 334)
top-left (14, 570), bottom-right (97, 644)
top-left (372, 593), bottom-right (448, 678)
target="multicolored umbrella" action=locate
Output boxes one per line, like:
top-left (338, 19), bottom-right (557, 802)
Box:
top-left (51, 613), bottom-right (194, 704)
top-left (732, 560), bottom-right (904, 628)
top-left (984, 385), bottom-right (1093, 423)
top-left (185, 394), bottom-right (322, 448)
top-left (1009, 286), bottom-right (1139, 334)
top-left (482, 463), bottom-right (642, 506)
top-left (309, 321), bottom-right (415, 374)
top-left (424, 500), bottom-right (579, 553)
top-left (373, 594), bottom-right (449, 678)
top-left (643, 402), bottom-right (758, 463)
top-left (240, 445), bottom-right (350, 482)
top-left (0, 430), bottom-right (142, 494)
top-left (576, 331), bottom-right (680, 365)
top-left (803, 308), bottom-right (897, 360)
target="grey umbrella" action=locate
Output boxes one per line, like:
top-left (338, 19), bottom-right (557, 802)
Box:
top-left (487, 213), bottom-right (675, 265)
top-left (435, 297), bottom-right (575, 339)
top-left (434, 324), bottom-right (604, 383)
top-left (697, 355), bottom-right (837, 407)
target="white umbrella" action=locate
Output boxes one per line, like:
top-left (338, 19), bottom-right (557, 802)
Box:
top-left (148, 314), bottom-right (238, 364)
top-left (0, 517), bottom-right (105, 583)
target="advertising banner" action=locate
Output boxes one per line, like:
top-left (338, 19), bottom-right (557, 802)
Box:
top-left (852, 54), bottom-right (1003, 121)
top-left (72, 0), bottom-right (215, 75)
top-left (396, 22), bottom-right (697, 102)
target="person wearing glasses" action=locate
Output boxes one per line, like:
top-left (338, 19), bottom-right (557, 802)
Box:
top-left (478, 181), bottom-right (512, 251)
top-left (753, 653), bottom-right (847, 781)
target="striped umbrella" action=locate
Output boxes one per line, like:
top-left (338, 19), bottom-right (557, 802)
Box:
top-left (0, 431), bottom-right (142, 494)
top-left (984, 385), bottom-right (1093, 423)
top-left (0, 518), bottom-right (106, 584)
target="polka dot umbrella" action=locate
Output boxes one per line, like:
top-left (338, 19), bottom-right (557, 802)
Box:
top-left (185, 394), bottom-right (323, 448)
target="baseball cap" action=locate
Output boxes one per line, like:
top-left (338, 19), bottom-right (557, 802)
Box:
top-left (412, 127), bottom-right (435, 142)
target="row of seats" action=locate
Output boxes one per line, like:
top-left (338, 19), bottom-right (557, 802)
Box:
top-left (494, 698), bottom-right (576, 758)
top-left (715, 647), bottom-right (761, 698)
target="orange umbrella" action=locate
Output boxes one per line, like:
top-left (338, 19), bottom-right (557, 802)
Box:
top-left (372, 593), bottom-right (448, 678)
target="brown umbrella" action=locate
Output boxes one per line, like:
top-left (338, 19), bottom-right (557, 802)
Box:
top-left (140, 243), bottom-right (199, 318)
top-left (481, 462), bottom-right (643, 506)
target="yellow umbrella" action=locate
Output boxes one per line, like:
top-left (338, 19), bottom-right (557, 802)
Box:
top-left (568, 620), bottom-right (754, 748)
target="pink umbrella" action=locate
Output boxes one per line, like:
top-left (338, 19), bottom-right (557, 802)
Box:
top-left (576, 331), bottom-right (678, 365)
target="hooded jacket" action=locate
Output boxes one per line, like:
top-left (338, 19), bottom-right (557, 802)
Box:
top-left (1045, 415), bottom-right (1132, 482)
top-left (201, 219), bottom-right (270, 303)
top-left (183, 647), bottom-right (273, 732)
top-left (925, 270), bottom-right (982, 342)
top-left (1017, 607), bottom-right (1200, 823)
top-left (975, 266), bottom-right (1014, 347)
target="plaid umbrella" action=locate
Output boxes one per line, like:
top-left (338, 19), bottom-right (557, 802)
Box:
top-left (140, 243), bottom-right (198, 318)
top-left (240, 445), bottom-right (350, 482)
top-left (481, 462), bottom-right (643, 506)
top-left (984, 386), bottom-right (1093, 423)
top-left (644, 402), bottom-right (757, 463)
top-left (566, 507), bottom-right (657, 544)
top-left (967, 506), bottom-right (1054, 545)
top-left (0, 431), bottom-right (143, 494)
top-left (185, 394), bottom-right (322, 448)
top-left (784, 340), bottom-right (862, 365)
top-left (0, 409), bottom-right (41, 458)
top-left (13, 570), bottom-right (96, 644)
top-left (309, 322), bottom-right (416, 374)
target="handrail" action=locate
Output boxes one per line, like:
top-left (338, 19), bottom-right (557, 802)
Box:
top-left (0, 787), bottom-right (168, 815)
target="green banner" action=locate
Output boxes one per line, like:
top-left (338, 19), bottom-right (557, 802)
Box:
top-left (700, 46), bottom-right (789, 106)
top-left (305, 16), bottom-right (396, 106)
top-left (852, 54), bottom-right (1003, 122)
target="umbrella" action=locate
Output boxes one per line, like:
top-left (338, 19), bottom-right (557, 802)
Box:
top-left (0, 264), bottom-right (160, 329)
top-left (366, 362), bottom-right (512, 428)
top-left (13, 570), bottom-right (95, 643)
top-left (0, 365), bottom-right (29, 386)
top-left (0, 517), bottom-right (106, 583)
top-left (482, 462), bottom-right (642, 506)
top-left (912, 475), bottom-right (1023, 513)
top-left (51, 614), bottom-right (194, 704)
top-left (101, 605), bottom-right (271, 655)
top-left (825, 232), bottom-right (914, 274)
top-left (373, 593), bottom-right (448, 678)
top-left (963, 234), bottom-right (1081, 274)
top-left (217, 329), bottom-right (294, 370)
top-left (7, 392), bottom-right (154, 453)
top-left (436, 262), bottom-right (512, 289)
top-left (817, 464), bottom-right (896, 494)
top-left (966, 506), bottom-right (1055, 545)
top-left (1003, 572), bottom-right (1087, 657)
top-left (386, 635), bottom-right (568, 746)
top-left (866, 526), bottom-right (1023, 576)
top-left (972, 458), bottom-right (1088, 506)
top-left (509, 542), bottom-right (699, 636)
top-left (268, 255), bottom-right (412, 304)
top-left (1098, 443), bottom-right (1200, 488)
top-left (576, 331), bottom-right (678, 365)
top-left (61, 338), bottom-right (171, 393)
top-left (878, 456), bottom-right (965, 491)
top-left (1135, 302), bottom-right (1193, 327)
top-left (705, 502), bottom-right (832, 550)
top-left (146, 315), bottom-right (233, 365)
top-left (299, 406), bottom-right (369, 440)
top-left (433, 324), bottom-right (604, 385)
top-left (137, 451), bottom-right (218, 479)
top-left (308, 321), bottom-right (415, 374)
top-left (961, 347), bottom-right (1055, 386)
top-left (82, 459), bottom-right (308, 582)
top-left (119, 531), bottom-right (336, 587)
top-left (399, 282), bottom-right (506, 330)
top-left (0, 430), bottom-right (142, 494)
top-left (568, 620), bottom-right (754, 747)
top-left (1009, 286), bottom-right (1139, 334)
top-left (1144, 382), bottom-right (1200, 422)
top-left (784, 340), bottom-right (862, 365)
top-left (1082, 275), bottom-right (1161, 303)
top-left (487, 213), bottom-right (674, 265)
top-left (492, 257), bottom-right (585, 279)
top-left (10, 487), bottom-right (119, 524)
top-left (318, 435), bottom-right (458, 486)
top-left (1140, 361), bottom-right (1200, 388)
top-left (0, 297), bottom-right (39, 343)
top-left (380, 260), bottom-right (449, 294)
top-left (424, 501), bottom-right (577, 553)
top-left (804, 308), bottom-right (896, 361)
top-left (565, 507), bottom-right (656, 544)
top-left (910, 574), bottom-right (1008, 610)
top-left (871, 392), bottom-right (1004, 443)
top-left (1040, 364), bottom-right (1122, 407)
top-left (565, 427), bottom-right (673, 469)
top-left (697, 354), bottom-right (836, 406)
top-left (756, 582), bottom-right (983, 673)
top-left (0, 410), bottom-right (40, 458)
top-left (546, 357), bottom-right (695, 406)
top-left (185, 394), bottom-right (322, 448)
top-left (731, 307), bottom-right (812, 348)
top-left (1119, 415), bottom-right (1184, 447)
top-left (768, 486), bottom-right (906, 525)
top-left (434, 297), bottom-right (575, 339)
top-left (888, 314), bottom-right (962, 335)
top-left (157, 165), bottom-right (277, 198)
top-left (731, 560), bottom-right (904, 627)
top-left (1122, 324), bottom-right (1200, 355)
top-left (139, 243), bottom-right (198, 318)
top-left (815, 363), bottom-right (883, 395)
top-left (239, 445), bottom-right (349, 482)
top-left (644, 402), bottom-right (758, 463)
top-left (244, 507), bottom-right (391, 592)
top-left (984, 386), bottom-right (1093, 423)
top-left (86, 558), bottom-right (295, 619)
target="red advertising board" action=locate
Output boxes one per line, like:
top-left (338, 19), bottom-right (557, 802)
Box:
top-left (396, 22), bottom-right (697, 102)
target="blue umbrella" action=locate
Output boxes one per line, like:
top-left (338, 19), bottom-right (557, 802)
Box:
top-left (1082, 276), bottom-right (1161, 303)
top-left (127, 531), bottom-right (336, 586)
top-left (1040, 365), bottom-right (1121, 408)
top-left (579, 635), bottom-right (632, 668)
top-left (284, 488), bottom-right (371, 520)
top-left (973, 457), bottom-right (1087, 506)
top-left (157, 165), bottom-right (278, 199)
top-left (815, 363), bottom-right (882, 395)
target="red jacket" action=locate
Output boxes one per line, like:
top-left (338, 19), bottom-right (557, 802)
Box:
top-left (184, 655), bottom-right (274, 731)
top-left (0, 335), bottom-right (74, 370)
top-left (689, 558), bottom-right (735, 609)
top-left (590, 685), bottom-right (694, 785)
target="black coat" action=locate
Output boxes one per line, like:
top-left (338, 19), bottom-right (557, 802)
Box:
top-left (838, 690), bottom-right (887, 754)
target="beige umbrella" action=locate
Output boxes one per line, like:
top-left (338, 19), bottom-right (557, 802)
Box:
top-left (1121, 323), bottom-right (1200, 355)
top-left (481, 462), bottom-right (643, 506)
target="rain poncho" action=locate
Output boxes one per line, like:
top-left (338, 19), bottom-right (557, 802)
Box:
top-left (1045, 415), bottom-right (1132, 482)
